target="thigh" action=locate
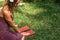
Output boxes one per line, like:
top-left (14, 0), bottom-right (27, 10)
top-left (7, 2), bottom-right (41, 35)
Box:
top-left (0, 31), bottom-right (23, 40)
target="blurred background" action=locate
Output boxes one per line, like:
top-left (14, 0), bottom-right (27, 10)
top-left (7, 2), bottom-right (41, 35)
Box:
top-left (0, 0), bottom-right (60, 40)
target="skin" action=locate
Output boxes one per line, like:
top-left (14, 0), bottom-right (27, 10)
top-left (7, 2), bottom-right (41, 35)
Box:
top-left (0, 0), bottom-right (30, 40)
top-left (1, 0), bottom-right (21, 33)
top-left (2, 5), bottom-right (20, 33)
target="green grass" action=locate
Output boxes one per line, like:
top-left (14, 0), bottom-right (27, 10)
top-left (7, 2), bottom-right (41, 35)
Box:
top-left (0, 1), bottom-right (60, 40)
top-left (14, 2), bottom-right (60, 40)
top-left (0, 1), bottom-right (5, 7)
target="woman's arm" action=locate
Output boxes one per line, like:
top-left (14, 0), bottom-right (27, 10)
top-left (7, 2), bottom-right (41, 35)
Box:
top-left (2, 6), bottom-right (20, 33)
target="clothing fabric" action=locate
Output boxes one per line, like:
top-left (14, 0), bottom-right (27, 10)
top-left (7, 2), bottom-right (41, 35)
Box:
top-left (0, 17), bottom-right (23, 40)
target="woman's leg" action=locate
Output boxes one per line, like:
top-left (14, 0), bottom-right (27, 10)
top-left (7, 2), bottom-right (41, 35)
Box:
top-left (21, 32), bottom-right (30, 36)
top-left (21, 36), bottom-right (25, 40)
top-left (21, 32), bottom-right (30, 40)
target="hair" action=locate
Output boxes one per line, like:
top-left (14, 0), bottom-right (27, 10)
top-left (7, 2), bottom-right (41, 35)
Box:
top-left (7, 0), bottom-right (17, 8)
top-left (5, 0), bottom-right (20, 12)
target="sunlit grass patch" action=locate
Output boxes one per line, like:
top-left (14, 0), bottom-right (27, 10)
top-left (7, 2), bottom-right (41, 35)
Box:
top-left (14, 2), bottom-right (60, 40)
top-left (0, 1), bottom-right (60, 40)
top-left (19, 3), bottom-right (47, 15)
top-left (0, 1), bottom-right (5, 7)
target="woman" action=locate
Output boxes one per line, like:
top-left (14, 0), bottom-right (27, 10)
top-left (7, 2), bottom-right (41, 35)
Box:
top-left (0, 0), bottom-right (30, 40)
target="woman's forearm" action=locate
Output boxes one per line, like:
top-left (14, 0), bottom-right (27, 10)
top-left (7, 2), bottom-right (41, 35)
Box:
top-left (7, 20), bottom-right (20, 33)
top-left (2, 7), bottom-right (20, 33)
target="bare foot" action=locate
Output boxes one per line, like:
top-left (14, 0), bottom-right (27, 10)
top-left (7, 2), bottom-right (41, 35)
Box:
top-left (21, 36), bottom-right (25, 40)
top-left (21, 32), bottom-right (30, 36)
top-left (21, 32), bottom-right (30, 40)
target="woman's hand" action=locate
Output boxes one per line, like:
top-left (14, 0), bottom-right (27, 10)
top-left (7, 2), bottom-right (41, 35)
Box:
top-left (15, 24), bottom-right (18, 27)
top-left (14, 25), bottom-right (21, 33)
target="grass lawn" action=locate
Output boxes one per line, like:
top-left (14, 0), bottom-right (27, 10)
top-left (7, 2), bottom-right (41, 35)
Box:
top-left (0, 1), bottom-right (60, 40)
top-left (14, 2), bottom-right (60, 40)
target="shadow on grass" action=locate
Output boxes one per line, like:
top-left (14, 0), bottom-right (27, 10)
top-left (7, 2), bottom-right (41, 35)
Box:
top-left (25, 3), bottom-right (60, 40)
top-left (15, 2), bottom-right (60, 40)
top-left (26, 12), bottom-right (60, 40)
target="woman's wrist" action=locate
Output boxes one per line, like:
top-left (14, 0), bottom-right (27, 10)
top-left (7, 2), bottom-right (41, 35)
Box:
top-left (13, 24), bottom-right (20, 33)
top-left (15, 24), bottom-right (18, 27)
